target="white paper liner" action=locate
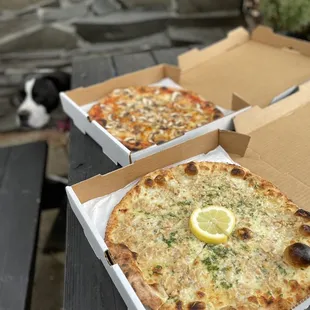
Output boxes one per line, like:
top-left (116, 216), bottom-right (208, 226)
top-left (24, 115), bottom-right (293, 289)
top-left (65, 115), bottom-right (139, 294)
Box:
top-left (80, 78), bottom-right (232, 116)
top-left (82, 146), bottom-right (309, 310)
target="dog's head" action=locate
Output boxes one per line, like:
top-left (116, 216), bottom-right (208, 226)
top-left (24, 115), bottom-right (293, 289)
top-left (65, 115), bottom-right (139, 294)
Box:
top-left (16, 71), bottom-right (71, 128)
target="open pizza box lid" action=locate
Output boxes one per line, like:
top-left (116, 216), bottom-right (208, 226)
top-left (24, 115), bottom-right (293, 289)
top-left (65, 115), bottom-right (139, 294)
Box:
top-left (66, 129), bottom-right (309, 309)
top-left (178, 25), bottom-right (310, 109)
top-left (60, 63), bottom-right (249, 166)
top-left (231, 81), bottom-right (310, 212)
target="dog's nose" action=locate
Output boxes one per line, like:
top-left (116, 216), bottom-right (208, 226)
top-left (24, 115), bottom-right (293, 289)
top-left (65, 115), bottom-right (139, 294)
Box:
top-left (18, 110), bottom-right (30, 122)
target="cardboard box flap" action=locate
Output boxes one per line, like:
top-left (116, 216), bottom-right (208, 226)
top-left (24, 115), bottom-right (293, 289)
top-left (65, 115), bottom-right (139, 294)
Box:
top-left (234, 81), bottom-right (310, 134)
top-left (252, 26), bottom-right (310, 57)
top-left (178, 27), bottom-right (249, 71)
top-left (73, 130), bottom-right (250, 203)
top-left (179, 39), bottom-right (310, 109)
top-left (64, 64), bottom-right (180, 106)
top-left (234, 103), bottom-right (310, 211)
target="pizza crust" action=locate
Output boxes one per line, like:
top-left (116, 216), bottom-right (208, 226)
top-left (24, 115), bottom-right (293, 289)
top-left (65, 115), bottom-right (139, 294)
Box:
top-left (107, 243), bottom-right (168, 309)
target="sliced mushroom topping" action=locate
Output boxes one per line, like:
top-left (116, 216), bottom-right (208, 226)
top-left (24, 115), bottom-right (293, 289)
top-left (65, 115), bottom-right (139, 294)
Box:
top-left (113, 88), bottom-right (121, 95)
top-left (124, 137), bottom-right (136, 144)
top-left (108, 114), bottom-right (115, 121)
top-left (123, 88), bottom-right (133, 96)
top-left (148, 133), bottom-right (155, 144)
top-left (171, 91), bottom-right (181, 102)
top-left (196, 103), bottom-right (203, 112)
top-left (284, 243), bottom-right (310, 268)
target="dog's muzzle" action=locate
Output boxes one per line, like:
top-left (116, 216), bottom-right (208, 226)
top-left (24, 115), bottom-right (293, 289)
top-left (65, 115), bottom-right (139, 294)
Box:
top-left (18, 110), bottom-right (30, 126)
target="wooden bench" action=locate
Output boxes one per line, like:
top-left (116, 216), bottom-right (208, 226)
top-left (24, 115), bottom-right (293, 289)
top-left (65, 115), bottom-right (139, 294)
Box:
top-left (0, 142), bottom-right (47, 310)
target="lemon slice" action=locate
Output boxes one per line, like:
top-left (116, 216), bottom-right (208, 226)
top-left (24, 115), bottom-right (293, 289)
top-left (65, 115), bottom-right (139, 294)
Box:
top-left (189, 206), bottom-right (235, 244)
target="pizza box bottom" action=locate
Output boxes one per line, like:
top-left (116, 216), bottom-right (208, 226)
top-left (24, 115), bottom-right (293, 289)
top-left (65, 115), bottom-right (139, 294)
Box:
top-left (66, 129), bottom-right (310, 310)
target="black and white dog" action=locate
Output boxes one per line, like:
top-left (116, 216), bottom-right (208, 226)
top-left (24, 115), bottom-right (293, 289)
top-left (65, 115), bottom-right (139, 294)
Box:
top-left (16, 71), bottom-right (71, 129)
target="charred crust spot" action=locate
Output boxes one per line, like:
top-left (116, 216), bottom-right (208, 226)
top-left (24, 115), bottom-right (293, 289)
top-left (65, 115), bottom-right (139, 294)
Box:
top-left (213, 108), bottom-right (223, 120)
top-left (196, 291), bottom-right (205, 299)
top-left (203, 101), bottom-right (213, 108)
top-left (144, 178), bottom-right (154, 187)
top-left (295, 209), bottom-right (310, 220)
top-left (231, 167), bottom-right (245, 177)
top-left (101, 119), bottom-right (107, 127)
top-left (299, 224), bottom-right (310, 236)
top-left (135, 186), bottom-right (141, 194)
top-left (125, 272), bottom-right (129, 277)
top-left (289, 280), bottom-right (300, 291)
top-left (150, 283), bottom-right (159, 290)
top-left (119, 208), bottom-right (128, 213)
top-left (236, 227), bottom-right (253, 240)
top-left (154, 174), bottom-right (166, 186)
top-left (258, 295), bottom-right (274, 306)
top-left (160, 86), bottom-right (168, 91)
top-left (187, 301), bottom-right (206, 310)
top-left (157, 140), bottom-right (166, 145)
top-left (176, 301), bottom-right (183, 310)
top-left (152, 265), bottom-right (163, 275)
top-left (132, 252), bottom-right (138, 260)
top-left (185, 162), bottom-right (198, 176)
top-left (248, 296), bottom-right (258, 304)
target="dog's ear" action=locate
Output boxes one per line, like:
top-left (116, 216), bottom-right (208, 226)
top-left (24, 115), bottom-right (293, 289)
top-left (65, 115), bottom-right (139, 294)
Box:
top-left (42, 71), bottom-right (71, 92)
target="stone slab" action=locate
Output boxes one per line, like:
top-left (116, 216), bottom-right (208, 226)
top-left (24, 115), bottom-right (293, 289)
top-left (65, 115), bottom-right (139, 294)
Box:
top-left (75, 31), bottom-right (171, 55)
top-left (168, 26), bottom-right (227, 44)
top-left (91, 0), bottom-right (120, 16)
top-left (73, 12), bottom-right (169, 42)
top-left (37, 2), bottom-right (90, 22)
top-left (118, 0), bottom-right (171, 10)
top-left (0, 25), bottom-right (78, 53)
top-left (177, 0), bottom-right (242, 13)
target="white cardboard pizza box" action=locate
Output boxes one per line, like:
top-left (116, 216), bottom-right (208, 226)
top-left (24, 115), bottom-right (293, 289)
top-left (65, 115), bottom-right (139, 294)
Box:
top-left (60, 64), bottom-right (250, 166)
top-left (66, 129), bottom-right (250, 310)
top-left (179, 25), bottom-right (310, 109)
top-left (66, 129), bottom-right (310, 310)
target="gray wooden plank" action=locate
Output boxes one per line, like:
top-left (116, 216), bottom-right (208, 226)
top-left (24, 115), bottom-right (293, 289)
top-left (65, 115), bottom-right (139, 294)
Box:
top-left (65, 52), bottom-right (157, 310)
top-left (112, 52), bottom-right (156, 75)
top-left (152, 46), bottom-right (189, 65)
top-left (0, 142), bottom-right (47, 310)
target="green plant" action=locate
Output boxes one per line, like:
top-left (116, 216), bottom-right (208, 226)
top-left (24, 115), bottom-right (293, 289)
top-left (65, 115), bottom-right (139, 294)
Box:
top-left (260, 0), bottom-right (310, 33)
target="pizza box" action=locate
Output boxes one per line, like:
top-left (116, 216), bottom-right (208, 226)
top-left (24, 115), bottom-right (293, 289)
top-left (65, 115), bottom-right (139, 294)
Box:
top-left (66, 129), bottom-right (310, 310)
top-left (178, 25), bottom-right (310, 109)
top-left (232, 81), bottom-right (310, 212)
top-left (60, 64), bottom-right (250, 166)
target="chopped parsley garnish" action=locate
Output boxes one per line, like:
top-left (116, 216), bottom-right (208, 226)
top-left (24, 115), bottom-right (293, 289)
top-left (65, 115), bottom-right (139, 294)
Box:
top-left (167, 212), bottom-right (177, 217)
top-left (177, 200), bottom-right (192, 206)
top-left (277, 264), bottom-right (287, 276)
top-left (202, 257), bottom-right (219, 272)
top-left (163, 232), bottom-right (177, 247)
top-left (220, 281), bottom-right (232, 289)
